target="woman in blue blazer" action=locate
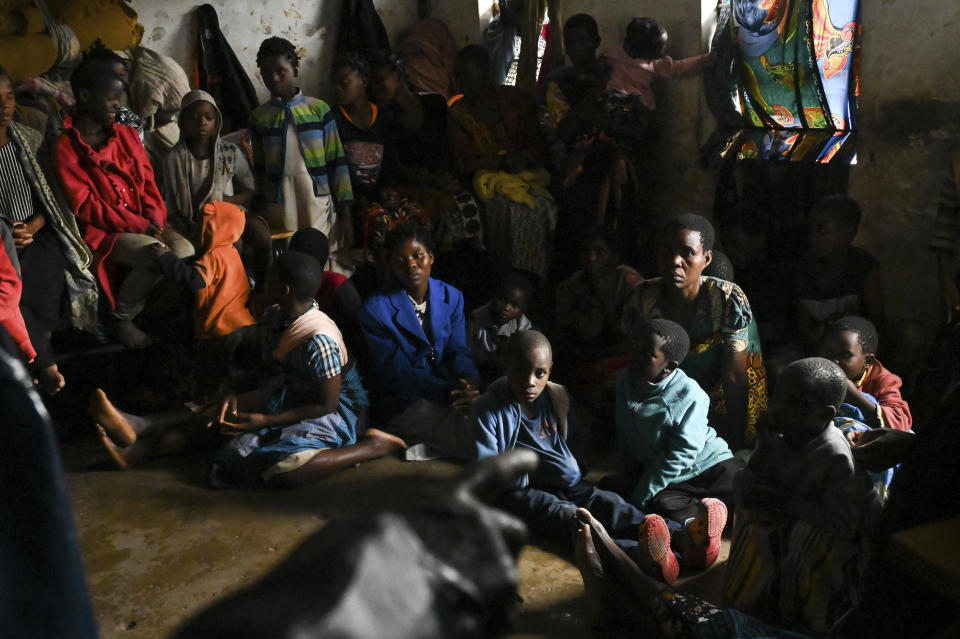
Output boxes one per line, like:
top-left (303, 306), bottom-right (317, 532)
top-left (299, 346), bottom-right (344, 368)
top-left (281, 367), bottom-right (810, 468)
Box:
top-left (358, 221), bottom-right (480, 459)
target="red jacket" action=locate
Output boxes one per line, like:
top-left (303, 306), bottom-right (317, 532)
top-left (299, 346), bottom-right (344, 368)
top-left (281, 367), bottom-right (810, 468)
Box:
top-left (53, 116), bottom-right (167, 308)
top-left (0, 245), bottom-right (36, 363)
top-left (860, 360), bottom-right (913, 431)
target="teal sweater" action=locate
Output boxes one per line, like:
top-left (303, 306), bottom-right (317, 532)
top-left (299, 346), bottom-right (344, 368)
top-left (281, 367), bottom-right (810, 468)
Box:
top-left (615, 367), bottom-right (733, 507)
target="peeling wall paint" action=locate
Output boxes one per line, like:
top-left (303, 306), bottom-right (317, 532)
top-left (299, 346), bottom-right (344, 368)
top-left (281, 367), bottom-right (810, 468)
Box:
top-left (129, 0), bottom-right (420, 101)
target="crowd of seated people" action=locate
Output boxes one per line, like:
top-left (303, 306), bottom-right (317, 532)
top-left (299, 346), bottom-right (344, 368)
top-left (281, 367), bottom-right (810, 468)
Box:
top-left (3, 10), bottom-right (951, 637)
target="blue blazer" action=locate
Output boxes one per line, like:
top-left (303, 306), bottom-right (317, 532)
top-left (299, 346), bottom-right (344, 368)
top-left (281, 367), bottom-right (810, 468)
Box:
top-left (358, 278), bottom-right (479, 419)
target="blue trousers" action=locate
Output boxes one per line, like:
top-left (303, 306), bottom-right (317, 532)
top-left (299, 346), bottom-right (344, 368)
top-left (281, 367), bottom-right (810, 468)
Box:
top-left (499, 480), bottom-right (683, 558)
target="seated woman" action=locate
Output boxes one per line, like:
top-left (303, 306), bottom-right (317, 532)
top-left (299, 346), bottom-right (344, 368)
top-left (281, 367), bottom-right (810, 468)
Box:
top-left (89, 251), bottom-right (405, 487)
top-left (448, 45), bottom-right (558, 281)
top-left (358, 221), bottom-right (480, 461)
top-left (370, 55), bottom-right (484, 295)
top-left (0, 66), bottom-right (98, 393)
top-left (53, 57), bottom-right (194, 348)
top-left (622, 214), bottom-right (767, 450)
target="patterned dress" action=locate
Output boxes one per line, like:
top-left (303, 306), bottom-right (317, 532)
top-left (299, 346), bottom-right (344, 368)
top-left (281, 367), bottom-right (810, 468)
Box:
top-left (621, 276), bottom-right (768, 441)
top-left (213, 304), bottom-right (369, 485)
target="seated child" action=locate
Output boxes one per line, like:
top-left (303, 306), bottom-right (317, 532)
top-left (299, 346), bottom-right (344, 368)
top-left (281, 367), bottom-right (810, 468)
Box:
top-left (821, 315), bottom-right (912, 431)
top-left (727, 357), bottom-right (882, 633)
top-left (88, 251), bottom-right (406, 487)
top-left (472, 330), bottom-right (727, 583)
top-left (554, 228), bottom-right (643, 434)
top-left (467, 270), bottom-right (533, 382)
top-left (159, 90), bottom-right (270, 284)
top-left (604, 17), bottom-right (714, 112)
top-left (151, 201), bottom-right (257, 394)
top-left (250, 37), bottom-right (354, 274)
top-left (288, 227), bottom-right (365, 370)
top-left (53, 57), bottom-right (194, 348)
top-left (795, 195), bottom-right (884, 352)
top-left (604, 319), bottom-right (741, 544)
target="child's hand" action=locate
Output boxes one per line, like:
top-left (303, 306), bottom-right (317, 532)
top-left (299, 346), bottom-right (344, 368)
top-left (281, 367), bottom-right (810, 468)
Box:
top-left (849, 428), bottom-right (915, 472)
top-left (146, 223), bottom-right (165, 241)
top-left (211, 393), bottom-right (239, 428)
top-left (219, 411), bottom-right (270, 434)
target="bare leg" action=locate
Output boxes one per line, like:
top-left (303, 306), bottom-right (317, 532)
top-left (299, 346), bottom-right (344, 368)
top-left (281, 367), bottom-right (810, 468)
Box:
top-left (574, 508), bottom-right (668, 637)
top-left (88, 388), bottom-right (203, 468)
top-left (272, 429), bottom-right (406, 486)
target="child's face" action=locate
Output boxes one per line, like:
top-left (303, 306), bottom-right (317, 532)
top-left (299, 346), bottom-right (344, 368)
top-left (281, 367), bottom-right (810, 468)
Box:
top-left (81, 77), bottom-right (125, 126)
top-left (658, 227), bottom-right (712, 291)
top-left (507, 346), bottom-right (552, 407)
top-left (808, 209), bottom-right (854, 260)
top-left (181, 101), bottom-right (218, 145)
top-left (0, 76), bottom-right (15, 130)
top-left (564, 26), bottom-right (600, 67)
top-left (492, 286), bottom-right (528, 326)
top-left (821, 328), bottom-right (871, 381)
top-left (334, 67), bottom-right (367, 106)
top-left (372, 67), bottom-right (400, 104)
top-left (581, 238), bottom-right (616, 278)
top-left (390, 238), bottom-right (433, 292)
top-left (259, 54), bottom-right (298, 99)
top-left (628, 329), bottom-right (671, 384)
top-left (454, 60), bottom-right (488, 103)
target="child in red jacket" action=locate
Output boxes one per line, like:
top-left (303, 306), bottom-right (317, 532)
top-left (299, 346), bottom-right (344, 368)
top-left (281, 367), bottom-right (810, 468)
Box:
top-left (821, 315), bottom-right (912, 431)
top-left (53, 57), bottom-right (193, 348)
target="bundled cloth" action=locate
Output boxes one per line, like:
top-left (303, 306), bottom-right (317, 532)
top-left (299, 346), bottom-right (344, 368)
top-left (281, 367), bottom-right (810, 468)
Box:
top-left (473, 169), bottom-right (550, 209)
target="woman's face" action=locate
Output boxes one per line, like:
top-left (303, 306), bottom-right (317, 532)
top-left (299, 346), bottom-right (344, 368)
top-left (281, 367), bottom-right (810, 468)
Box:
top-left (658, 227), bottom-right (712, 291)
top-left (390, 238), bottom-right (433, 292)
top-left (334, 67), bottom-right (368, 106)
top-left (372, 66), bottom-right (399, 104)
top-left (0, 75), bottom-right (15, 130)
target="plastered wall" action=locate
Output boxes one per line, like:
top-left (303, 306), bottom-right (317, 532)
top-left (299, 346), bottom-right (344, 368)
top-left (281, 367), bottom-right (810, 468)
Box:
top-left (131, 0), bottom-right (960, 333)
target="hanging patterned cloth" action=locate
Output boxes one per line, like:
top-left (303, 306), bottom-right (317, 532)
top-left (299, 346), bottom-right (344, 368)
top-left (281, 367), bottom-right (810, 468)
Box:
top-left (704, 0), bottom-right (860, 164)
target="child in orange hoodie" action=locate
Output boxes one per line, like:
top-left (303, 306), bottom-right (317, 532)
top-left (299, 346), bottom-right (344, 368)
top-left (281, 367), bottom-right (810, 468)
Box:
top-left (151, 201), bottom-right (256, 392)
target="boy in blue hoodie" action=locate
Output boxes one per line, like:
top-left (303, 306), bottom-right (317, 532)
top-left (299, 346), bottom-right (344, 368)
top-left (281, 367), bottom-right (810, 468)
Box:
top-left (605, 318), bottom-right (741, 567)
top-left (472, 329), bottom-right (726, 583)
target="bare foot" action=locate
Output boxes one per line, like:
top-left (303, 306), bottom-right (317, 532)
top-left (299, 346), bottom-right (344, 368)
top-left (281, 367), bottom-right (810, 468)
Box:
top-left (108, 318), bottom-right (152, 349)
top-left (363, 428), bottom-right (407, 455)
top-left (88, 388), bottom-right (137, 446)
top-left (573, 508), bottom-right (665, 633)
top-left (37, 364), bottom-right (66, 395)
top-left (96, 425), bottom-right (132, 469)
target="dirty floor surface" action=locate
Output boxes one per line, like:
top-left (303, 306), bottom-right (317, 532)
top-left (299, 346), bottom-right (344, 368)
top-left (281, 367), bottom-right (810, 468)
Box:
top-left (66, 451), bottom-right (729, 638)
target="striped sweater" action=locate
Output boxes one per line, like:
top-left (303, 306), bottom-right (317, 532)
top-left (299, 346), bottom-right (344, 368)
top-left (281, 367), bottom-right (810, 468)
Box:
top-left (249, 92), bottom-right (354, 206)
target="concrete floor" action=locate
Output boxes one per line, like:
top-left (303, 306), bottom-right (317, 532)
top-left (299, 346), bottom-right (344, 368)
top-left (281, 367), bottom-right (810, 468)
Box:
top-left (65, 446), bottom-right (729, 638)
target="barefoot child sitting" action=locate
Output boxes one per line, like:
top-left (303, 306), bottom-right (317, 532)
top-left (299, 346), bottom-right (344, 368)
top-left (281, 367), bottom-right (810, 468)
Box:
top-left (603, 319), bottom-right (740, 567)
top-left (150, 201), bottom-right (257, 394)
top-left (821, 315), bottom-right (912, 431)
top-left (89, 251), bottom-right (405, 487)
top-left (467, 271), bottom-right (533, 383)
top-left (471, 330), bottom-right (727, 583)
top-left (727, 358), bottom-right (882, 632)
